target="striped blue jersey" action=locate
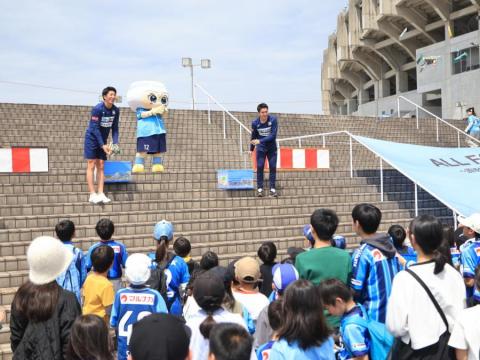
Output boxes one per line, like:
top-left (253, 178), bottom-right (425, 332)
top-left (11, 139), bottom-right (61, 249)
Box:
top-left (450, 247), bottom-right (461, 269)
top-left (86, 240), bottom-right (128, 279)
top-left (147, 252), bottom-right (190, 315)
top-left (257, 340), bottom-right (275, 360)
top-left (351, 237), bottom-right (400, 324)
top-left (461, 239), bottom-right (480, 278)
top-left (397, 246), bottom-right (417, 269)
top-left (110, 287), bottom-right (168, 360)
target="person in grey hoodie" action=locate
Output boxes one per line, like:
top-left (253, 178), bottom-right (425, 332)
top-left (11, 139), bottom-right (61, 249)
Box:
top-left (350, 203), bottom-right (401, 324)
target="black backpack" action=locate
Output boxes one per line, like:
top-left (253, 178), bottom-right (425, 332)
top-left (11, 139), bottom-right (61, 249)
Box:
top-left (145, 252), bottom-right (176, 310)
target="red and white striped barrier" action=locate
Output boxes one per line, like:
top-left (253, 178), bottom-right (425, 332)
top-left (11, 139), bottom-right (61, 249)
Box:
top-left (252, 148), bottom-right (329, 170)
top-left (0, 148), bottom-right (49, 173)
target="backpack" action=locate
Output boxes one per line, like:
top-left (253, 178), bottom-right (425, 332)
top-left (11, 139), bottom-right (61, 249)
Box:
top-left (56, 245), bottom-right (84, 302)
top-left (145, 252), bottom-right (176, 310)
top-left (342, 305), bottom-right (394, 360)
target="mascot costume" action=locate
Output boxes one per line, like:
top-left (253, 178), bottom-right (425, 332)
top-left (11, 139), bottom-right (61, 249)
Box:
top-left (126, 81), bottom-right (169, 173)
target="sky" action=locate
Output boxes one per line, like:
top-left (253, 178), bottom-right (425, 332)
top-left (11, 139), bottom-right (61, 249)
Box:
top-left (0, 1), bottom-right (347, 114)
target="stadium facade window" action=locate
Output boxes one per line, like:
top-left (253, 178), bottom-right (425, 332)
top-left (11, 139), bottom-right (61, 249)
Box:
top-left (452, 46), bottom-right (480, 75)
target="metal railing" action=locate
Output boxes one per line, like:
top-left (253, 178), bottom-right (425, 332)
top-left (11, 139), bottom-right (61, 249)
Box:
top-left (194, 84), bottom-right (251, 156)
top-left (277, 130), bottom-right (458, 219)
top-left (397, 96), bottom-right (480, 147)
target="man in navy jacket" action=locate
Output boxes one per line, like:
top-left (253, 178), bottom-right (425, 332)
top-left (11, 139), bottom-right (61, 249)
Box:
top-left (250, 103), bottom-right (278, 197)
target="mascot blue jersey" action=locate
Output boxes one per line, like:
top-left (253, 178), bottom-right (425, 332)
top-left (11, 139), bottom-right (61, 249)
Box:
top-left (136, 108), bottom-right (166, 138)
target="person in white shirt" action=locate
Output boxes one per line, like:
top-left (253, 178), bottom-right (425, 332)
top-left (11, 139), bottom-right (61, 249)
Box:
top-left (186, 272), bottom-right (251, 360)
top-left (232, 257), bottom-right (269, 321)
top-left (386, 215), bottom-right (466, 354)
top-left (449, 269), bottom-right (480, 360)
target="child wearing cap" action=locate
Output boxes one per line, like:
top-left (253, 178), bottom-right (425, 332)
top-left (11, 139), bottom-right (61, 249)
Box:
top-left (174, 236), bottom-right (199, 276)
top-left (11, 236), bottom-right (82, 359)
top-left (458, 213), bottom-right (480, 299)
top-left (232, 257), bottom-right (269, 324)
top-left (85, 218), bottom-right (128, 293)
top-left (148, 220), bottom-right (190, 316)
top-left (254, 264), bottom-right (299, 348)
top-left (54, 219), bottom-right (87, 304)
top-left (186, 272), bottom-right (249, 360)
top-left (82, 245), bottom-right (115, 324)
top-left (110, 253), bottom-right (168, 360)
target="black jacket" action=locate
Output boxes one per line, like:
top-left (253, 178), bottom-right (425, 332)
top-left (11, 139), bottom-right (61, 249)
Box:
top-left (10, 288), bottom-right (81, 360)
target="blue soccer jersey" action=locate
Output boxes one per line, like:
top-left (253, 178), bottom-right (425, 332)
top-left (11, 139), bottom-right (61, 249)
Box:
top-left (135, 108), bottom-right (166, 138)
top-left (86, 240), bottom-right (128, 279)
top-left (110, 287), bottom-right (168, 360)
top-left (85, 102), bottom-right (119, 147)
top-left (249, 115), bottom-right (278, 151)
top-left (257, 340), bottom-right (275, 360)
top-left (147, 252), bottom-right (190, 315)
top-left (340, 305), bottom-right (370, 359)
top-left (461, 239), bottom-right (480, 298)
top-left (351, 243), bottom-right (400, 323)
top-left (451, 247), bottom-right (461, 269)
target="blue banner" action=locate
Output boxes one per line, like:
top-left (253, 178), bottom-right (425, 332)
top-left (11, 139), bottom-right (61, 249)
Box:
top-left (353, 136), bottom-right (480, 217)
top-left (217, 169), bottom-right (254, 190)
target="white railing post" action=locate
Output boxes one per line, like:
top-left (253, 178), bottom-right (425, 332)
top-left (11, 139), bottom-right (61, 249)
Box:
top-left (207, 97), bottom-right (211, 125)
top-left (414, 183), bottom-right (418, 217)
top-left (397, 97), bottom-right (401, 118)
top-left (239, 124), bottom-right (243, 155)
top-left (416, 107), bottom-right (419, 129)
top-left (223, 111), bottom-right (226, 139)
top-left (322, 135), bottom-right (326, 148)
top-left (349, 136), bottom-right (353, 178)
top-left (380, 158), bottom-right (384, 202)
top-left (436, 118), bottom-right (439, 142)
top-left (457, 131), bottom-right (461, 148)
top-left (298, 138), bottom-right (302, 147)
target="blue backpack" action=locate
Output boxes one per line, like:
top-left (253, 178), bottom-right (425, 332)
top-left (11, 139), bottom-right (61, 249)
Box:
top-left (342, 305), bottom-right (394, 360)
top-left (56, 245), bottom-right (85, 303)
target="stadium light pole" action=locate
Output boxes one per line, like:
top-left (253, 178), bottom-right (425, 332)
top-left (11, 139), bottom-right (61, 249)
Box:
top-left (182, 57), bottom-right (211, 110)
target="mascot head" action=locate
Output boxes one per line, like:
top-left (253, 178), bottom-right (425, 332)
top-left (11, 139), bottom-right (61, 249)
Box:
top-left (126, 81), bottom-right (169, 111)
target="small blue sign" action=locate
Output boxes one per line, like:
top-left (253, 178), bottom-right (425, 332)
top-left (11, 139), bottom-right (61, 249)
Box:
top-left (104, 161), bottom-right (132, 183)
top-left (217, 169), bottom-right (254, 190)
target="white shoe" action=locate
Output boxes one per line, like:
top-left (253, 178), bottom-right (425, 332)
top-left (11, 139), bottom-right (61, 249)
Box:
top-left (88, 193), bottom-right (101, 204)
top-left (97, 193), bottom-right (111, 204)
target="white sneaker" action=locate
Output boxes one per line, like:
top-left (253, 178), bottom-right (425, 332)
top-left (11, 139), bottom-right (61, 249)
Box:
top-left (88, 193), bottom-right (101, 204)
top-left (97, 193), bottom-right (111, 204)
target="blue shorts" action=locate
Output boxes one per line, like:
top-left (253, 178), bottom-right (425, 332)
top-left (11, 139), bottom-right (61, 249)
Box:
top-left (137, 134), bottom-right (166, 154)
top-left (84, 134), bottom-right (107, 160)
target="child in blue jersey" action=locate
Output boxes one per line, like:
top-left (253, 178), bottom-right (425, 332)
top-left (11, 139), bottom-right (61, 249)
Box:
top-left (148, 220), bottom-right (190, 316)
top-left (110, 253), bottom-right (168, 360)
top-left (388, 224), bottom-right (417, 269)
top-left (350, 204), bottom-right (401, 324)
top-left (250, 103), bottom-right (279, 198)
top-left (86, 218), bottom-right (128, 293)
top-left (458, 214), bottom-right (480, 299)
top-left (320, 279), bottom-right (370, 360)
top-left (55, 220), bottom-right (87, 304)
top-left (256, 300), bottom-right (282, 360)
top-left (84, 86), bottom-right (120, 204)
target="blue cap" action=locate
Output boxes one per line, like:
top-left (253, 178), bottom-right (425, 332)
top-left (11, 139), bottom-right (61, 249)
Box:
top-left (303, 224), bottom-right (314, 244)
top-left (272, 263), bottom-right (299, 291)
top-left (333, 235), bottom-right (346, 249)
top-left (153, 220), bottom-right (174, 241)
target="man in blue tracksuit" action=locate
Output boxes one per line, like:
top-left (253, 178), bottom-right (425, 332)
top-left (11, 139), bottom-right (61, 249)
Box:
top-left (250, 103), bottom-right (278, 197)
top-left (84, 86), bottom-right (120, 204)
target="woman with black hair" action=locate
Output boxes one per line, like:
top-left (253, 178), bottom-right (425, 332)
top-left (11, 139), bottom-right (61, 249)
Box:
top-left (386, 215), bottom-right (466, 359)
top-left (269, 279), bottom-right (334, 359)
top-left (186, 273), bottom-right (249, 360)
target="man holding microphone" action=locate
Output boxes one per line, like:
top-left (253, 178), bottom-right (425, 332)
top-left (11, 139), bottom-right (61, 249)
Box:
top-left (250, 103), bottom-right (278, 197)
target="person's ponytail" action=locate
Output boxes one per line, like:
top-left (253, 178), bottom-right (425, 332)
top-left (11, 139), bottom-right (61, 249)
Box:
top-left (199, 312), bottom-right (217, 339)
top-left (155, 237), bottom-right (168, 263)
top-left (433, 249), bottom-right (447, 275)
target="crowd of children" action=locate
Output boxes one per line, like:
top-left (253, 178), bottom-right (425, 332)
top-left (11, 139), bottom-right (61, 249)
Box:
top-left (8, 203), bottom-right (480, 360)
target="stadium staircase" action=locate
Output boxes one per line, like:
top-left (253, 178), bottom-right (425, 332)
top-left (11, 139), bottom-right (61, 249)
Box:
top-left (0, 102), bottom-right (466, 358)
